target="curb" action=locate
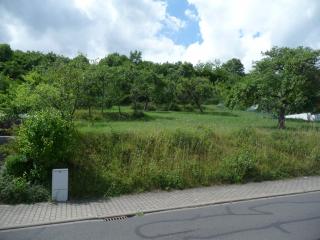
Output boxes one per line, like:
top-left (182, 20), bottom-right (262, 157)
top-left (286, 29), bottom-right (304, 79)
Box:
top-left (1, 189), bottom-right (319, 231)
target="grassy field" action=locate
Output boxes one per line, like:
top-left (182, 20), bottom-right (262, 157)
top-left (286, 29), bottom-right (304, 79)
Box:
top-left (67, 106), bottom-right (320, 199)
top-left (75, 105), bottom-right (320, 134)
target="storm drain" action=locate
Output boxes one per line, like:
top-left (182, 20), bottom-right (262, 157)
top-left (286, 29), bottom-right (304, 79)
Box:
top-left (104, 215), bottom-right (128, 222)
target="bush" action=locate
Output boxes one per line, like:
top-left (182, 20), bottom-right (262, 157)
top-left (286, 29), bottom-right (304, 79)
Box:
top-left (152, 172), bottom-right (186, 190)
top-left (146, 103), bottom-right (157, 111)
top-left (131, 102), bottom-right (145, 111)
top-left (0, 113), bottom-right (21, 134)
top-left (4, 154), bottom-right (31, 177)
top-left (131, 110), bottom-right (146, 119)
top-left (16, 109), bottom-right (76, 182)
top-left (219, 150), bottom-right (259, 183)
top-left (0, 174), bottom-right (49, 204)
top-left (75, 111), bottom-right (105, 121)
top-left (157, 104), bottom-right (181, 111)
top-left (183, 104), bottom-right (194, 112)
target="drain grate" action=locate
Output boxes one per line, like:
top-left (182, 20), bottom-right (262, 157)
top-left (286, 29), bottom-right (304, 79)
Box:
top-left (104, 215), bottom-right (128, 222)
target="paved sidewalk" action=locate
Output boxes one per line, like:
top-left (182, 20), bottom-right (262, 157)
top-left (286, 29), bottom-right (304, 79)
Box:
top-left (0, 176), bottom-right (319, 230)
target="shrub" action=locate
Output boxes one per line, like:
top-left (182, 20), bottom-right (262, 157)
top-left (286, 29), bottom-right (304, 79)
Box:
top-left (131, 102), bottom-right (145, 111)
top-left (168, 104), bottom-right (181, 111)
top-left (4, 154), bottom-right (31, 177)
top-left (183, 104), bottom-right (194, 112)
top-left (146, 103), bottom-right (157, 111)
top-left (156, 103), bottom-right (181, 111)
top-left (219, 150), bottom-right (259, 183)
top-left (0, 113), bottom-right (21, 135)
top-left (0, 173), bottom-right (49, 204)
top-left (76, 111), bottom-right (105, 121)
top-left (16, 109), bottom-right (76, 182)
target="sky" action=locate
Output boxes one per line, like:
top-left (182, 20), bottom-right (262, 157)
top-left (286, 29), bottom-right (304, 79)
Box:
top-left (0, 0), bottom-right (320, 70)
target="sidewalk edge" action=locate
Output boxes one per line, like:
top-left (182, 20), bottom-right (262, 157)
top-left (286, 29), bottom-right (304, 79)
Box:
top-left (1, 189), bottom-right (319, 231)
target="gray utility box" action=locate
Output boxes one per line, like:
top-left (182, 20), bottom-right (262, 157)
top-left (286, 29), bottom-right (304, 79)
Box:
top-left (52, 169), bottom-right (68, 202)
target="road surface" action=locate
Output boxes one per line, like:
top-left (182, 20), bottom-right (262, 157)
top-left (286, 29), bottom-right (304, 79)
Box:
top-left (1, 192), bottom-right (320, 240)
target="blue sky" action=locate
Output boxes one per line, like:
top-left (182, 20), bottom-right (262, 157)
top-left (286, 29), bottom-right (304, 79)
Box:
top-left (163, 0), bottom-right (202, 46)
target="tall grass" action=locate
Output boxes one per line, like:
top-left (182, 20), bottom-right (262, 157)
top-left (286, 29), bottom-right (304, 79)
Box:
top-left (69, 126), bottom-right (320, 198)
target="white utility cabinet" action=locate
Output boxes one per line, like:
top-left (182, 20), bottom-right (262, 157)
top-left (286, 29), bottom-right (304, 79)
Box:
top-left (52, 168), bottom-right (68, 202)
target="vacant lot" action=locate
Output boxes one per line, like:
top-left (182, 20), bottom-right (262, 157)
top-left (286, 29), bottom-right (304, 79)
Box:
top-left (68, 106), bottom-right (320, 198)
top-left (76, 105), bottom-right (320, 134)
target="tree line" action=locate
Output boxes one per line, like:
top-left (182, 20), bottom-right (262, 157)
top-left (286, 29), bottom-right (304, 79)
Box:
top-left (0, 43), bottom-right (319, 128)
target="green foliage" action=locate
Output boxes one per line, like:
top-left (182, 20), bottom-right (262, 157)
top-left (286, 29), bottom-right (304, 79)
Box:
top-left (178, 77), bottom-right (214, 112)
top-left (1, 42), bottom-right (320, 201)
top-left (0, 174), bottom-right (49, 204)
top-left (130, 50), bottom-right (142, 64)
top-left (224, 74), bottom-right (258, 110)
top-left (7, 63), bottom-right (86, 118)
top-left (0, 43), bottom-right (13, 62)
top-left (228, 46), bottom-right (320, 128)
top-left (17, 109), bottom-right (75, 182)
top-left (221, 58), bottom-right (245, 76)
top-left (1, 43), bottom-right (253, 120)
top-left (218, 150), bottom-right (259, 183)
top-left (0, 73), bottom-right (12, 94)
top-left (1, 44), bottom-right (320, 130)
top-left (4, 154), bottom-right (30, 177)
top-left (68, 114), bottom-right (320, 198)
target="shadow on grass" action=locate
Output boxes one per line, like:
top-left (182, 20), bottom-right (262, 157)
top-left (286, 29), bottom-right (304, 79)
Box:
top-left (154, 110), bottom-right (238, 117)
top-left (202, 111), bottom-right (239, 117)
top-left (259, 124), bottom-right (320, 132)
top-left (81, 111), bottom-right (175, 122)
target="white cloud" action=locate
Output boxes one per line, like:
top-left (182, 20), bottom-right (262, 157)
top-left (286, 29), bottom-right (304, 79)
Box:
top-left (0, 0), bottom-right (186, 62)
top-left (184, 0), bottom-right (320, 70)
top-left (185, 9), bottom-right (199, 21)
top-left (0, 0), bottom-right (320, 70)
top-left (165, 14), bottom-right (186, 31)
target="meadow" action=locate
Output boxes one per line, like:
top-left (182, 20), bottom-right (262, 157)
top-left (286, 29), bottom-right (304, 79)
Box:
top-left (68, 106), bottom-right (320, 198)
top-left (75, 105), bottom-right (320, 134)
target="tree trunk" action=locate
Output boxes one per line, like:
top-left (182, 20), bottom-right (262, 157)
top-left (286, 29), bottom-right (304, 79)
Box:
top-left (133, 99), bottom-right (138, 113)
top-left (88, 105), bottom-right (92, 118)
top-left (71, 98), bottom-right (78, 117)
top-left (278, 109), bottom-right (285, 129)
top-left (144, 100), bottom-right (149, 111)
top-left (118, 105), bottom-right (122, 115)
top-left (101, 101), bottom-right (104, 114)
top-left (194, 99), bottom-right (203, 113)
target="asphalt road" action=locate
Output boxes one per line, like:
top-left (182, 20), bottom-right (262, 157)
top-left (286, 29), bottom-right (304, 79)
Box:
top-left (1, 192), bottom-right (320, 240)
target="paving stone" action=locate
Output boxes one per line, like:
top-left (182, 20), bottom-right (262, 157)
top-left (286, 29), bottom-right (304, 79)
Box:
top-left (0, 176), bottom-right (319, 229)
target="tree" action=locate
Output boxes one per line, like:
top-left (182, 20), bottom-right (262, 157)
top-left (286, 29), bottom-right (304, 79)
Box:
top-left (228, 47), bottom-right (320, 129)
top-left (100, 63), bottom-right (133, 114)
top-left (129, 66), bottom-right (153, 112)
top-left (99, 53), bottom-right (129, 67)
top-left (215, 59), bottom-right (245, 104)
top-left (221, 58), bottom-right (245, 76)
top-left (4, 53), bottom-right (87, 122)
top-left (0, 44), bottom-right (13, 62)
top-left (178, 77), bottom-right (213, 112)
top-left (45, 61), bottom-right (87, 118)
top-left (154, 62), bottom-right (180, 110)
top-left (195, 62), bottom-right (217, 83)
top-left (81, 64), bottom-right (103, 117)
top-left (8, 71), bottom-right (74, 117)
top-left (130, 50), bottom-right (142, 65)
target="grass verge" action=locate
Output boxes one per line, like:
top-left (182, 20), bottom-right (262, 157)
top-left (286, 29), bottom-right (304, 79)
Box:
top-left (69, 126), bottom-right (320, 198)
